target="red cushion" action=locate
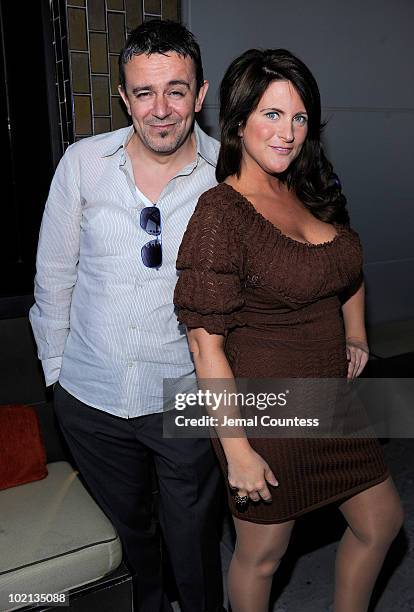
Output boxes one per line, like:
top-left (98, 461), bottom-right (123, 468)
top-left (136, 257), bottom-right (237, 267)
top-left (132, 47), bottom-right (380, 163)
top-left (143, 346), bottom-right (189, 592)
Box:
top-left (0, 404), bottom-right (48, 490)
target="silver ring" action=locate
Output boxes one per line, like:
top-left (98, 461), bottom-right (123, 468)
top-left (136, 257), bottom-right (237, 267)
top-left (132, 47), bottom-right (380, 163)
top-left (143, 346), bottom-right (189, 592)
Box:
top-left (234, 494), bottom-right (249, 509)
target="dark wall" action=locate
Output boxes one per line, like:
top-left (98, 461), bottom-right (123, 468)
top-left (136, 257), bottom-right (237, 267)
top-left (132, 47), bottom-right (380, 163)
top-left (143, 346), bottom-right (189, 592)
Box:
top-left (185, 0), bottom-right (414, 325)
top-left (0, 0), bottom-right (58, 307)
top-left (0, 317), bottom-right (46, 405)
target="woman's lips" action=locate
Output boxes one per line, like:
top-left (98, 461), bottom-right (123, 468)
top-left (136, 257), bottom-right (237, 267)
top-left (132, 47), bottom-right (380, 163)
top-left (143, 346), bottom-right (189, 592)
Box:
top-left (270, 146), bottom-right (293, 154)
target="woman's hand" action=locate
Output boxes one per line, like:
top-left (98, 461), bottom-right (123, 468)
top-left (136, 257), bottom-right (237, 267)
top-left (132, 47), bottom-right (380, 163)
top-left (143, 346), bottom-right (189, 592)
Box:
top-left (346, 337), bottom-right (369, 379)
top-left (227, 447), bottom-right (278, 503)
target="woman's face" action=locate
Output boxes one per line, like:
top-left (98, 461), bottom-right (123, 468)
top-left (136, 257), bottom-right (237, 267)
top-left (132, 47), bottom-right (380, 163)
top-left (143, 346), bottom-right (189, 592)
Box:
top-left (239, 79), bottom-right (308, 176)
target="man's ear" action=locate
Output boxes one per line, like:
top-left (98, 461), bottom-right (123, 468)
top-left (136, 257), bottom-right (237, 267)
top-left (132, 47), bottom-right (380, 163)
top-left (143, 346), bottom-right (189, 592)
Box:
top-left (118, 85), bottom-right (131, 116)
top-left (194, 80), bottom-right (209, 113)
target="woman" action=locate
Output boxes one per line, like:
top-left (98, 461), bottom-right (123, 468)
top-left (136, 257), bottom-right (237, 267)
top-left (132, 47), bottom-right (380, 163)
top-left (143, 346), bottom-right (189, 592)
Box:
top-left (174, 49), bottom-right (403, 612)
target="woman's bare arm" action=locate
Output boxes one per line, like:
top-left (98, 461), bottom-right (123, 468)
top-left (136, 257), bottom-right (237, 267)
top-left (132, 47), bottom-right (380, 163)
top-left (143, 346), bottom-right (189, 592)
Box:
top-left (187, 327), bottom-right (278, 501)
top-left (341, 282), bottom-right (369, 378)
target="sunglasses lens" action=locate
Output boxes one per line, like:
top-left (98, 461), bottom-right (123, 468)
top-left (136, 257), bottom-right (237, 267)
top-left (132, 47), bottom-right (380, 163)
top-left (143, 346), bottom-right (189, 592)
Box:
top-left (140, 207), bottom-right (161, 235)
top-left (141, 239), bottom-right (162, 268)
top-left (140, 206), bottom-right (162, 268)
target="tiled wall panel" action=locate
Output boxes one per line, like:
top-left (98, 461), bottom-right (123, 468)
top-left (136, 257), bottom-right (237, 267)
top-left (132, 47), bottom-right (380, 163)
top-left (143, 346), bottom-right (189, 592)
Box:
top-left (51, 0), bottom-right (180, 148)
top-left (51, 0), bottom-right (74, 149)
top-left (71, 52), bottom-right (90, 92)
top-left (90, 32), bottom-right (109, 73)
top-left (162, 0), bottom-right (180, 21)
top-left (87, 0), bottom-right (106, 31)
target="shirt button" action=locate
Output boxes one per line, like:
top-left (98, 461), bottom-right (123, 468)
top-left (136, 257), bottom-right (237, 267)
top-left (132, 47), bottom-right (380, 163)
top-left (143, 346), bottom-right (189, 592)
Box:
top-left (127, 362), bottom-right (135, 368)
top-left (130, 325), bottom-right (137, 330)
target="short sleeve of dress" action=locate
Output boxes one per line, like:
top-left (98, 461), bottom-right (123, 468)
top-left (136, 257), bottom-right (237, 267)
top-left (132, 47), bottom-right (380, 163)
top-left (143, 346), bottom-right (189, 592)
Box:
top-left (174, 187), bottom-right (245, 335)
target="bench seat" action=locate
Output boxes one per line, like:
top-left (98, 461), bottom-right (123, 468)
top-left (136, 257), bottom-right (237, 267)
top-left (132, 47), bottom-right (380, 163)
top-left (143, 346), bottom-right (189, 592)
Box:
top-left (0, 461), bottom-right (122, 612)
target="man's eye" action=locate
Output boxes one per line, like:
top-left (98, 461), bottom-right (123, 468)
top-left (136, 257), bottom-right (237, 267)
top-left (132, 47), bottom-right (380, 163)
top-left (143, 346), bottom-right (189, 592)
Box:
top-left (169, 90), bottom-right (185, 97)
top-left (265, 111), bottom-right (279, 120)
top-left (136, 91), bottom-right (151, 98)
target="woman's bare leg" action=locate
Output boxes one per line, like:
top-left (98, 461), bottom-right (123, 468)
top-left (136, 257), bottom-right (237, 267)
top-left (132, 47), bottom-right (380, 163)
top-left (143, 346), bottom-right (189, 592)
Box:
top-left (228, 517), bottom-right (295, 612)
top-left (334, 476), bottom-right (404, 612)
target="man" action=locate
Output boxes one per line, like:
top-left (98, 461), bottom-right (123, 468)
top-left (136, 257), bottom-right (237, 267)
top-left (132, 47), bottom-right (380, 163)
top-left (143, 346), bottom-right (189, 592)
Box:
top-left (30, 20), bottom-right (224, 612)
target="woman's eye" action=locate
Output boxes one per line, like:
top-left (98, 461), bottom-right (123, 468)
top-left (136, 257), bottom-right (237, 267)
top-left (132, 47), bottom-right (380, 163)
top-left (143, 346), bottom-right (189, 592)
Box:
top-left (294, 115), bottom-right (308, 124)
top-left (265, 111), bottom-right (279, 120)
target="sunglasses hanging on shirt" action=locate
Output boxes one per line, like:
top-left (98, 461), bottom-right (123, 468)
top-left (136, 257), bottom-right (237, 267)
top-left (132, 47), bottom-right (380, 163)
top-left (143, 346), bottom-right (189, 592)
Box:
top-left (140, 206), bottom-right (162, 269)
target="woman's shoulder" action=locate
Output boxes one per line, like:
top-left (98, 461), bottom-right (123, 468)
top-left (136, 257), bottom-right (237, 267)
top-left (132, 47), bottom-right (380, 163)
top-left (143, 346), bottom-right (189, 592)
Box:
top-left (198, 182), bottom-right (244, 210)
top-left (339, 222), bottom-right (362, 245)
top-left (194, 184), bottom-right (250, 233)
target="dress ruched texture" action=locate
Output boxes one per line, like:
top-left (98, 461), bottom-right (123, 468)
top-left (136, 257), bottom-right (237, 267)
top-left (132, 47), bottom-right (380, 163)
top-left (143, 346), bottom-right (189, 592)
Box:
top-left (174, 183), bottom-right (389, 523)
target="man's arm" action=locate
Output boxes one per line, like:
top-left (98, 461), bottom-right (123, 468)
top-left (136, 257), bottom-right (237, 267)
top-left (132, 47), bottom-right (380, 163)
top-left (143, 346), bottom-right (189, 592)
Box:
top-left (29, 146), bottom-right (82, 386)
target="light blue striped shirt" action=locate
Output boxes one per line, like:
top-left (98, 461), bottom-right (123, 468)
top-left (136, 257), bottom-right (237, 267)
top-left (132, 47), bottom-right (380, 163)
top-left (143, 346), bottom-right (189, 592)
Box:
top-left (29, 123), bottom-right (219, 417)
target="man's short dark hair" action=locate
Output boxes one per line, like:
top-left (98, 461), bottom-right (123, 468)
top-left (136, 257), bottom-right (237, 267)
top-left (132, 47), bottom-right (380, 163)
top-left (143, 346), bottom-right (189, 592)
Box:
top-left (119, 19), bottom-right (204, 92)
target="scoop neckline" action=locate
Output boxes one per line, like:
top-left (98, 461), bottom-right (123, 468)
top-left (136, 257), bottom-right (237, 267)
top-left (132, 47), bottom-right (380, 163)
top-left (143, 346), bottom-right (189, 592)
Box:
top-left (220, 182), bottom-right (344, 249)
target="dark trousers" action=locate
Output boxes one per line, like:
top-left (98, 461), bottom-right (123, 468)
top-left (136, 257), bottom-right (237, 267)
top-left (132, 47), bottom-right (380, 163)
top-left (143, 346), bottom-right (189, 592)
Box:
top-left (54, 382), bottom-right (224, 612)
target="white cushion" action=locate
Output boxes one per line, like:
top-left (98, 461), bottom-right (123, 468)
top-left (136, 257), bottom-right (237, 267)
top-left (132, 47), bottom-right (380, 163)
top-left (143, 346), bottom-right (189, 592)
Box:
top-left (0, 461), bottom-right (122, 611)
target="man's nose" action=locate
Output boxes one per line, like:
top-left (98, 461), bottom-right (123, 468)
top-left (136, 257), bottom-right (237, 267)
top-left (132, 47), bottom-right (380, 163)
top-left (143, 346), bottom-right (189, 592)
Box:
top-left (152, 95), bottom-right (171, 119)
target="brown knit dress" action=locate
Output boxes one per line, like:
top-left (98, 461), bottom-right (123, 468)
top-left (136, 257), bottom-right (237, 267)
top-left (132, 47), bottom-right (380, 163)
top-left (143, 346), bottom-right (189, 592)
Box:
top-left (174, 183), bottom-right (389, 524)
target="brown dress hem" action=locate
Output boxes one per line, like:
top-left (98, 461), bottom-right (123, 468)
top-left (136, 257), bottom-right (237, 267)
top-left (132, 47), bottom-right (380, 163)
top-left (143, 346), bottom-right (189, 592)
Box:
top-left (229, 469), bottom-right (390, 524)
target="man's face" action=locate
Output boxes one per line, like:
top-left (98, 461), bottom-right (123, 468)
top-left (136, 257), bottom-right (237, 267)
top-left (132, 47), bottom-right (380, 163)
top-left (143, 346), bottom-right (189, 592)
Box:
top-left (119, 52), bottom-right (208, 155)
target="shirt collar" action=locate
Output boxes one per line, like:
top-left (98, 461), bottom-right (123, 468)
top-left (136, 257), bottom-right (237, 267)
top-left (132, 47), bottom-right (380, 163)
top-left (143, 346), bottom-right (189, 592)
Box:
top-left (101, 125), bottom-right (135, 159)
top-left (193, 121), bottom-right (217, 167)
top-left (101, 121), bottom-right (217, 167)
